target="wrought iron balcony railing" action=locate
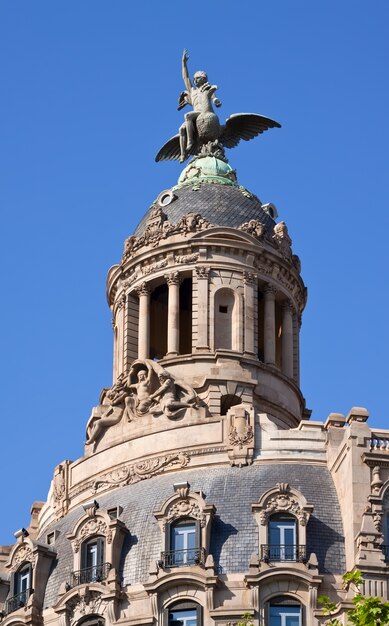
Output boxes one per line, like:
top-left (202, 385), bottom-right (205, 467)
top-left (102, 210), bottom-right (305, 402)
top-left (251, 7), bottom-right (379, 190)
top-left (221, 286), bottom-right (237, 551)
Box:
top-left (4, 589), bottom-right (32, 615)
top-left (161, 547), bottom-right (206, 568)
top-left (71, 562), bottom-right (111, 587)
top-left (261, 544), bottom-right (307, 563)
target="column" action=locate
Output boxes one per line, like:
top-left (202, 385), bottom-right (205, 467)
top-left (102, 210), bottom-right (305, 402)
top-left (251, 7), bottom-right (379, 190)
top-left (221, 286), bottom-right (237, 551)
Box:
top-left (264, 285), bottom-right (276, 365)
top-left (243, 272), bottom-right (257, 356)
top-left (136, 282), bottom-right (151, 360)
top-left (113, 291), bottom-right (126, 381)
top-left (281, 300), bottom-right (294, 378)
top-left (165, 271), bottom-right (181, 356)
top-left (195, 266), bottom-right (210, 351)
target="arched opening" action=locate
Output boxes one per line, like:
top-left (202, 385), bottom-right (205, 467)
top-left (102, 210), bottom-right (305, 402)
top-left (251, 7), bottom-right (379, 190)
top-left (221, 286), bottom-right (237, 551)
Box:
top-left (150, 283), bottom-right (168, 359)
top-left (179, 277), bottom-right (192, 354)
top-left (214, 288), bottom-right (235, 350)
top-left (220, 394), bottom-right (241, 416)
top-left (268, 595), bottom-right (302, 626)
top-left (167, 600), bottom-right (202, 626)
top-left (77, 616), bottom-right (105, 626)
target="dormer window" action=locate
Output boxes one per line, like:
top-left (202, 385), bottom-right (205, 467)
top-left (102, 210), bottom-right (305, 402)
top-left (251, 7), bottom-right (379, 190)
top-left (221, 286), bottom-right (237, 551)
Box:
top-left (268, 513), bottom-right (297, 561)
top-left (169, 519), bottom-right (198, 566)
top-left (5, 563), bottom-right (32, 614)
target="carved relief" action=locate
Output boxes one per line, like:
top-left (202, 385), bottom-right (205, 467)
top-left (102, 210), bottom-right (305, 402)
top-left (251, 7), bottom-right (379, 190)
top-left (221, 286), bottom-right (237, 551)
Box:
top-left (72, 519), bottom-right (112, 553)
top-left (175, 252), bottom-right (199, 264)
top-left (227, 405), bottom-right (255, 467)
top-left (85, 361), bottom-right (202, 447)
top-left (195, 265), bottom-right (211, 279)
top-left (273, 221), bottom-right (292, 259)
top-left (92, 452), bottom-right (190, 492)
top-left (239, 219), bottom-right (265, 239)
top-left (142, 259), bottom-right (168, 275)
top-left (259, 493), bottom-right (308, 525)
top-left (13, 544), bottom-right (33, 568)
top-left (66, 590), bottom-right (106, 626)
top-left (166, 500), bottom-right (206, 528)
top-left (122, 210), bottom-right (212, 260)
top-left (52, 462), bottom-right (70, 519)
top-left (243, 271), bottom-right (257, 285)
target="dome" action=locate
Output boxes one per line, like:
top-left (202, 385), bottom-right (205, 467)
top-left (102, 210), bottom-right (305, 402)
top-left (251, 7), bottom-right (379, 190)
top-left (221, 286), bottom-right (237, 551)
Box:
top-left (134, 180), bottom-right (275, 237)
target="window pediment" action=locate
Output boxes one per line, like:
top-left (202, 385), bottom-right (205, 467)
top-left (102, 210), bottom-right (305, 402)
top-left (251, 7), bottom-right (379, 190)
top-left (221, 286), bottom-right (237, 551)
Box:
top-left (253, 482), bottom-right (313, 526)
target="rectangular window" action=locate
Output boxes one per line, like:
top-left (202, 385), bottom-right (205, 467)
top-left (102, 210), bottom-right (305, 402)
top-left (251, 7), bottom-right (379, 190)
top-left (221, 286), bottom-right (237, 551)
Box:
top-left (270, 605), bottom-right (301, 626)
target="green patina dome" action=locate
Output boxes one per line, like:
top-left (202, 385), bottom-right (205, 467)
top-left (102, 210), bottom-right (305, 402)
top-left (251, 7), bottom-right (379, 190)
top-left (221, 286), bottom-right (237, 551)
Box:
top-left (177, 155), bottom-right (237, 187)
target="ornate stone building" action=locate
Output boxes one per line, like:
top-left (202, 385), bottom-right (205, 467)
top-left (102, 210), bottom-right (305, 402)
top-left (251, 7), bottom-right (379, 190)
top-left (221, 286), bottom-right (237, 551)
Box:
top-left (1, 57), bottom-right (388, 626)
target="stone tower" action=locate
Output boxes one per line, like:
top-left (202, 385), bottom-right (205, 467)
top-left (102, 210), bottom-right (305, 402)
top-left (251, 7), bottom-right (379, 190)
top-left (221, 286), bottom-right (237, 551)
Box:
top-left (0, 58), bottom-right (388, 626)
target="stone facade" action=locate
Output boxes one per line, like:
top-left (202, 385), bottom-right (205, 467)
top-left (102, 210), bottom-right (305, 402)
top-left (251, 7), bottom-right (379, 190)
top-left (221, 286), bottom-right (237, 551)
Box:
top-left (0, 154), bottom-right (388, 626)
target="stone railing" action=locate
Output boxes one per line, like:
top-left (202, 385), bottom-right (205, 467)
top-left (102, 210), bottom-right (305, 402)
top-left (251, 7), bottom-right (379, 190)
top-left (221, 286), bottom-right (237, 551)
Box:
top-left (369, 430), bottom-right (389, 452)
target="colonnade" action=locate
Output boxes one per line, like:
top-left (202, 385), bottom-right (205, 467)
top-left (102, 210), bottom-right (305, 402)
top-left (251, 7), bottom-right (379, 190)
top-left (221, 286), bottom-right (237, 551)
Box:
top-left (120, 269), bottom-right (299, 382)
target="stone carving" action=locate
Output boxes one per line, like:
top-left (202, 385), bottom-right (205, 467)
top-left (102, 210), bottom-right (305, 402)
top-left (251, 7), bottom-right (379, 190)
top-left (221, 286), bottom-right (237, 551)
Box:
top-left (86, 374), bottom-right (127, 445)
top-left (273, 221), bottom-right (292, 259)
top-left (166, 499), bottom-right (206, 528)
top-left (126, 359), bottom-right (199, 421)
top-left (156, 50), bottom-right (280, 163)
top-left (142, 259), bottom-right (168, 275)
top-left (52, 462), bottom-right (70, 519)
top-left (239, 219), bottom-right (265, 239)
top-left (86, 361), bottom-right (201, 445)
top-left (229, 423), bottom-right (254, 449)
top-left (92, 452), bottom-right (189, 492)
top-left (165, 271), bottom-right (181, 286)
top-left (135, 282), bottom-right (151, 297)
top-left (195, 265), bottom-right (211, 279)
top-left (13, 544), bottom-right (33, 569)
top-left (243, 271), bottom-right (257, 285)
top-left (122, 210), bottom-right (211, 260)
top-left (66, 590), bottom-right (106, 626)
top-left (72, 519), bottom-right (112, 553)
top-left (175, 252), bottom-right (199, 264)
top-left (259, 489), bottom-right (308, 526)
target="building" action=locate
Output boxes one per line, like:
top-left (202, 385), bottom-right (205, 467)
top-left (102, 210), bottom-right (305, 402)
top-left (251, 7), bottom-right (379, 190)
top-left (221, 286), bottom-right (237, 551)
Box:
top-left (0, 56), bottom-right (388, 626)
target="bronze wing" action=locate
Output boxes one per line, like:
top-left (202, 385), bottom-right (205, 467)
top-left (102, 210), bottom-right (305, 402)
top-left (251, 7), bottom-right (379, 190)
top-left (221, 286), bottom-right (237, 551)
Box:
top-left (155, 134), bottom-right (197, 162)
top-left (220, 113), bottom-right (281, 149)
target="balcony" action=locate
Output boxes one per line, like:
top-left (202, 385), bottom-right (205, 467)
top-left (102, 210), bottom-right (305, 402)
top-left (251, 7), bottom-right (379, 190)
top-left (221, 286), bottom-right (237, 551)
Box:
top-left (261, 544), bottom-right (307, 563)
top-left (161, 547), bottom-right (206, 568)
top-left (4, 589), bottom-right (32, 615)
top-left (70, 562), bottom-right (111, 587)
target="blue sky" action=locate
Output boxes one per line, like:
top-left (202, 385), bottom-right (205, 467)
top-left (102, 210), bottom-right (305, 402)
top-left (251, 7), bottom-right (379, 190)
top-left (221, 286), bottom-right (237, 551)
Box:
top-left (0, 1), bottom-right (388, 544)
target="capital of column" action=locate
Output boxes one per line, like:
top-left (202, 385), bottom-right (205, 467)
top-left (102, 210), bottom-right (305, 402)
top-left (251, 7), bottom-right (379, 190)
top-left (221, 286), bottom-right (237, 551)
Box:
top-left (263, 284), bottom-right (277, 297)
top-left (115, 291), bottom-right (126, 310)
top-left (195, 265), bottom-right (211, 279)
top-left (135, 281), bottom-right (151, 297)
top-left (164, 271), bottom-right (181, 286)
top-left (281, 299), bottom-right (294, 314)
top-left (243, 271), bottom-right (257, 285)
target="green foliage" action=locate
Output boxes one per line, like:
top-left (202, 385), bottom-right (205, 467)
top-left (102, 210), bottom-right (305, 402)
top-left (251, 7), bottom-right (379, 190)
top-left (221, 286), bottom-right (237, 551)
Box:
top-left (237, 612), bottom-right (254, 626)
top-left (319, 570), bottom-right (389, 626)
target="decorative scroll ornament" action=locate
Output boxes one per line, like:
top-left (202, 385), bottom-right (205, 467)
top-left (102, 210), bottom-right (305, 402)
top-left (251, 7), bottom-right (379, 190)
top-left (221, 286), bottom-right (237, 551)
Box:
top-left (166, 500), bottom-right (206, 528)
top-left (92, 452), bottom-right (189, 493)
top-left (175, 252), bottom-right (199, 264)
top-left (259, 492), bottom-right (308, 526)
top-left (142, 259), bottom-right (168, 275)
top-left (13, 544), bottom-right (33, 569)
top-left (66, 590), bottom-right (106, 626)
top-left (72, 519), bottom-right (112, 553)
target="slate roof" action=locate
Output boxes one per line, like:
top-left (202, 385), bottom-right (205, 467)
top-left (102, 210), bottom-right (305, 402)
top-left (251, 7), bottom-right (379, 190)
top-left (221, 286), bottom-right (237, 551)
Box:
top-left (43, 464), bottom-right (345, 607)
top-left (134, 182), bottom-right (276, 236)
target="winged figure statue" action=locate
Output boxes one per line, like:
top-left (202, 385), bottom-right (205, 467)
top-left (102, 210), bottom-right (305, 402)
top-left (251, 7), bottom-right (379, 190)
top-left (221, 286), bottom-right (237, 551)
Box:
top-left (156, 50), bottom-right (281, 163)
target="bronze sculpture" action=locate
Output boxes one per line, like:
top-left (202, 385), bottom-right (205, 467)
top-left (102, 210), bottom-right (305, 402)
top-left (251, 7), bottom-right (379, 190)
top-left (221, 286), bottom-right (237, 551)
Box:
top-left (156, 50), bottom-right (281, 163)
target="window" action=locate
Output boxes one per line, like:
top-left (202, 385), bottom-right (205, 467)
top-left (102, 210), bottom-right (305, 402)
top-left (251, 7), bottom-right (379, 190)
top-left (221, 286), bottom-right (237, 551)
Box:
top-left (73, 537), bottom-right (108, 585)
top-left (5, 563), bottom-right (32, 614)
top-left (169, 519), bottom-right (198, 566)
top-left (168, 601), bottom-right (201, 626)
top-left (269, 597), bottom-right (301, 626)
top-left (268, 513), bottom-right (297, 561)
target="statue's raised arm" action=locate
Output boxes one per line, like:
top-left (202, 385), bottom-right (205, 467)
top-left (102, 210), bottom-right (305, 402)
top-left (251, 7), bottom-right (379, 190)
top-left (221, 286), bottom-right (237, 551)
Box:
top-left (182, 49), bottom-right (192, 93)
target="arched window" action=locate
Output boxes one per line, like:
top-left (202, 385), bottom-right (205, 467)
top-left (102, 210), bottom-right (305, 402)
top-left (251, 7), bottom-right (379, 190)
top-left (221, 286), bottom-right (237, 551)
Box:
top-left (5, 562), bottom-right (32, 614)
top-left (74, 536), bottom-right (107, 585)
top-left (168, 600), bottom-right (201, 626)
top-left (167, 519), bottom-right (200, 567)
top-left (267, 513), bottom-right (297, 562)
top-left (268, 596), bottom-right (302, 626)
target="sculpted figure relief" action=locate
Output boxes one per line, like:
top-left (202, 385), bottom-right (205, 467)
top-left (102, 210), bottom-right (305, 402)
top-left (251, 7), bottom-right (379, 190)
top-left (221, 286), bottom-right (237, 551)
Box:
top-left (85, 360), bottom-right (200, 445)
top-left (156, 50), bottom-right (281, 163)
